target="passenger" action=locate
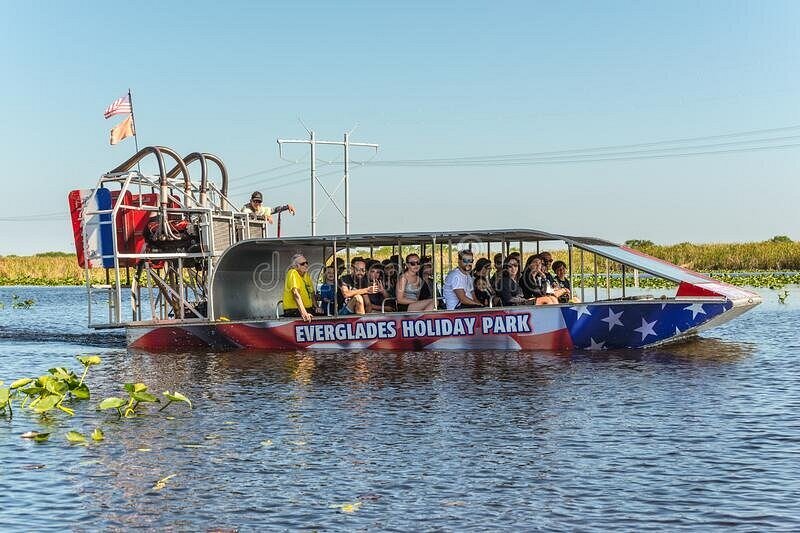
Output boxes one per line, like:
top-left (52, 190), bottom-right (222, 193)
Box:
top-left (473, 258), bottom-right (495, 307)
top-left (382, 260), bottom-right (398, 298)
top-left (551, 260), bottom-right (575, 303)
top-left (242, 191), bottom-right (297, 224)
top-left (490, 252), bottom-right (504, 293)
top-left (498, 257), bottom-right (530, 306)
top-left (283, 253), bottom-right (315, 322)
top-left (396, 253), bottom-right (435, 312)
top-left (337, 257), bottom-right (380, 315)
top-left (367, 263), bottom-right (393, 311)
top-left (519, 255), bottom-right (560, 305)
top-left (443, 250), bottom-right (484, 310)
top-left (317, 265), bottom-right (337, 315)
top-left (539, 251), bottom-right (556, 283)
top-left (418, 261), bottom-right (434, 301)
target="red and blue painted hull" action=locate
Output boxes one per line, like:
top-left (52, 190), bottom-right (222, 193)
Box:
top-left (127, 297), bottom-right (756, 352)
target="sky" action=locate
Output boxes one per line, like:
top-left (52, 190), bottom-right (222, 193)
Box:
top-left (0, 0), bottom-right (798, 254)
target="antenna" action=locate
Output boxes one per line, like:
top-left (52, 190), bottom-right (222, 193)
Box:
top-left (277, 129), bottom-right (378, 236)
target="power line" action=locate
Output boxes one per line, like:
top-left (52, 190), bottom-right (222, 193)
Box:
top-left (362, 123), bottom-right (800, 164)
top-left (364, 136), bottom-right (800, 167)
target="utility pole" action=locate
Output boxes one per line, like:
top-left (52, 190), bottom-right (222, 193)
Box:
top-left (278, 128), bottom-right (378, 236)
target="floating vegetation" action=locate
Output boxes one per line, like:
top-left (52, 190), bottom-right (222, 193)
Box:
top-left (66, 430), bottom-right (87, 444)
top-left (333, 502), bottom-right (363, 514)
top-left (11, 295), bottom-right (35, 309)
top-left (2, 355), bottom-right (192, 448)
top-left (100, 384), bottom-right (192, 418)
top-left (0, 355), bottom-right (98, 420)
top-left (153, 474), bottom-right (177, 491)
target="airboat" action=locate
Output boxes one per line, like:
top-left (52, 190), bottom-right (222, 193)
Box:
top-left (69, 146), bottom-right (761, 352)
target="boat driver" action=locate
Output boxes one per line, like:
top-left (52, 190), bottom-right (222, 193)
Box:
top-left (242, 191), bottom-right (297, 224)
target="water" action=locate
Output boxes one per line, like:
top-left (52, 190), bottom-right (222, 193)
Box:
top-left (1, 286), bottom-right (799, 531)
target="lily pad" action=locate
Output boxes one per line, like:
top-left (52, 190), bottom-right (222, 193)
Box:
top-left (124, 382), bottom-right (148, 394)
top-left (71, 384), bottom-right (90, 400)
top-left (91, 428), bottom-right (104, 441)
top-left (76, 355), bottom-right (102, 367)
top-left (99, 397), bottom-right (126, 410)
top-left (163, 391), bottom-right (192, 408)
top-left (66, 431), bottom-right (86, 443)
top-left (132, 391), bottom-right (159, 403)
top-left (33, 395), bottom-right (59, 413)
top-left (10, 378), bottom-right (34, 389)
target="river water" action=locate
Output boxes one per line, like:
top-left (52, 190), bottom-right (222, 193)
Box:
top-left (1, 286), bottom-right (799, 531)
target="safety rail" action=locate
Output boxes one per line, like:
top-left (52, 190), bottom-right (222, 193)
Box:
top-left (72, 145), bottom-right (269, 329)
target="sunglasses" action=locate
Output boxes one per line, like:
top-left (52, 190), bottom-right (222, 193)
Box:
top-left (407, 261), bottom-right (420, 266)
top-left (252, 200), bottom-right (262, 204)
top-left (508, 262), bottom-right (519, 267)
top-left (461, 258), bottom-right (474, 264)
top-left (298, 261), bottom-right (308, 266)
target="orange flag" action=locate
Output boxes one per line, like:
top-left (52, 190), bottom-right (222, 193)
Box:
top-left (110, 114), bottom-right (135, 145)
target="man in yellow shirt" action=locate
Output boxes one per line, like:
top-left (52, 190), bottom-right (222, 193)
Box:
top-left (283, 253), bottom-right (314, 322)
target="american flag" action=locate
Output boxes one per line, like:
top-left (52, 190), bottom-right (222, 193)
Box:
top-left (103, 94), bottom-right (132, 119)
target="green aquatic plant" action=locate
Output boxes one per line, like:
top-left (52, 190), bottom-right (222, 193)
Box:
top-left (100, 383), bottom-right (191, 418)
top-left (11, 294), bottom-right (35, 309)
top-left (9, 355), bottom-right (100, 419)
top-left (66, 430), bottom-right (87, 444)
top-left (160, 391), bottom-right (192, 411)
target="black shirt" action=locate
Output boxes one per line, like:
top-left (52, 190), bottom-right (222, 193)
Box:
top-left (337, 274), bottom-right (369, 307)
top-left (499, 274), bottom-right (526, 306)
top-left (519, 269), bottom-right (549, 298)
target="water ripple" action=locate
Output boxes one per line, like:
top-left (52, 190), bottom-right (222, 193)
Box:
top-left (1, 287), bottom-right (800, 530)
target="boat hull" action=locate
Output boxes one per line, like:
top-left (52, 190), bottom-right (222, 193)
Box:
top-left (127, 297), bottom-right (756, 352)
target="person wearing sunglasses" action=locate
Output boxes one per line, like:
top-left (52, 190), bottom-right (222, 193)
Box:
top-left (242, 190), bottom-right (297, 224)
top-left (519, 255), bottom-right (560, 305)
top-left (396, 253), bottom-right (435, 312)
top-left (498, 258), bottom-right (531, 306)
top-left (283, 253), bottom-right (315, 322)
top-left (337, 257), bottom-right (380, 315)
top-left (443, 250), bottom-right (484, 310)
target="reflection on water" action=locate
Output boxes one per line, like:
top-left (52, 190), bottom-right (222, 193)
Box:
top-left (1, 286), bottom-right (799, 531)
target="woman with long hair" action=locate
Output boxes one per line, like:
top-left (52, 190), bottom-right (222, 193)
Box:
top-left (395, 253), bottom-right (435, 311)
top-left (519, 255), bottom-right (559, 305)
top-left (473, 257), bottom-right (495, 307)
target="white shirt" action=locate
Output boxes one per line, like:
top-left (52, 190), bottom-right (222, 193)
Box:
top-left (443, 268), bottom-right (475, 310)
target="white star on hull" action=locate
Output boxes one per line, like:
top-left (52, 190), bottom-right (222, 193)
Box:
top-left (634, 317), bottom-right (658, 341)
top-left (571, 305), bottom-right (592, 319)
top-left (683, 303), bottom-right (707, 320)
top-left (601, 308), bottom-right (624, 330)
top-left (587, 337), bottom-right (606, 350)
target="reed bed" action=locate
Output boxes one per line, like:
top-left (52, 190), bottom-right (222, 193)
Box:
top-left (0, 255), bottom-right (105, 285)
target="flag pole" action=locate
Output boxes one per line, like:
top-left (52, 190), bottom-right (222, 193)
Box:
top-left (127, 88), bottom-right (142, 172)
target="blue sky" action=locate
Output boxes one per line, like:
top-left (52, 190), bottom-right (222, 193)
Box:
top-left (1, 1), bottom-right (798, 254)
